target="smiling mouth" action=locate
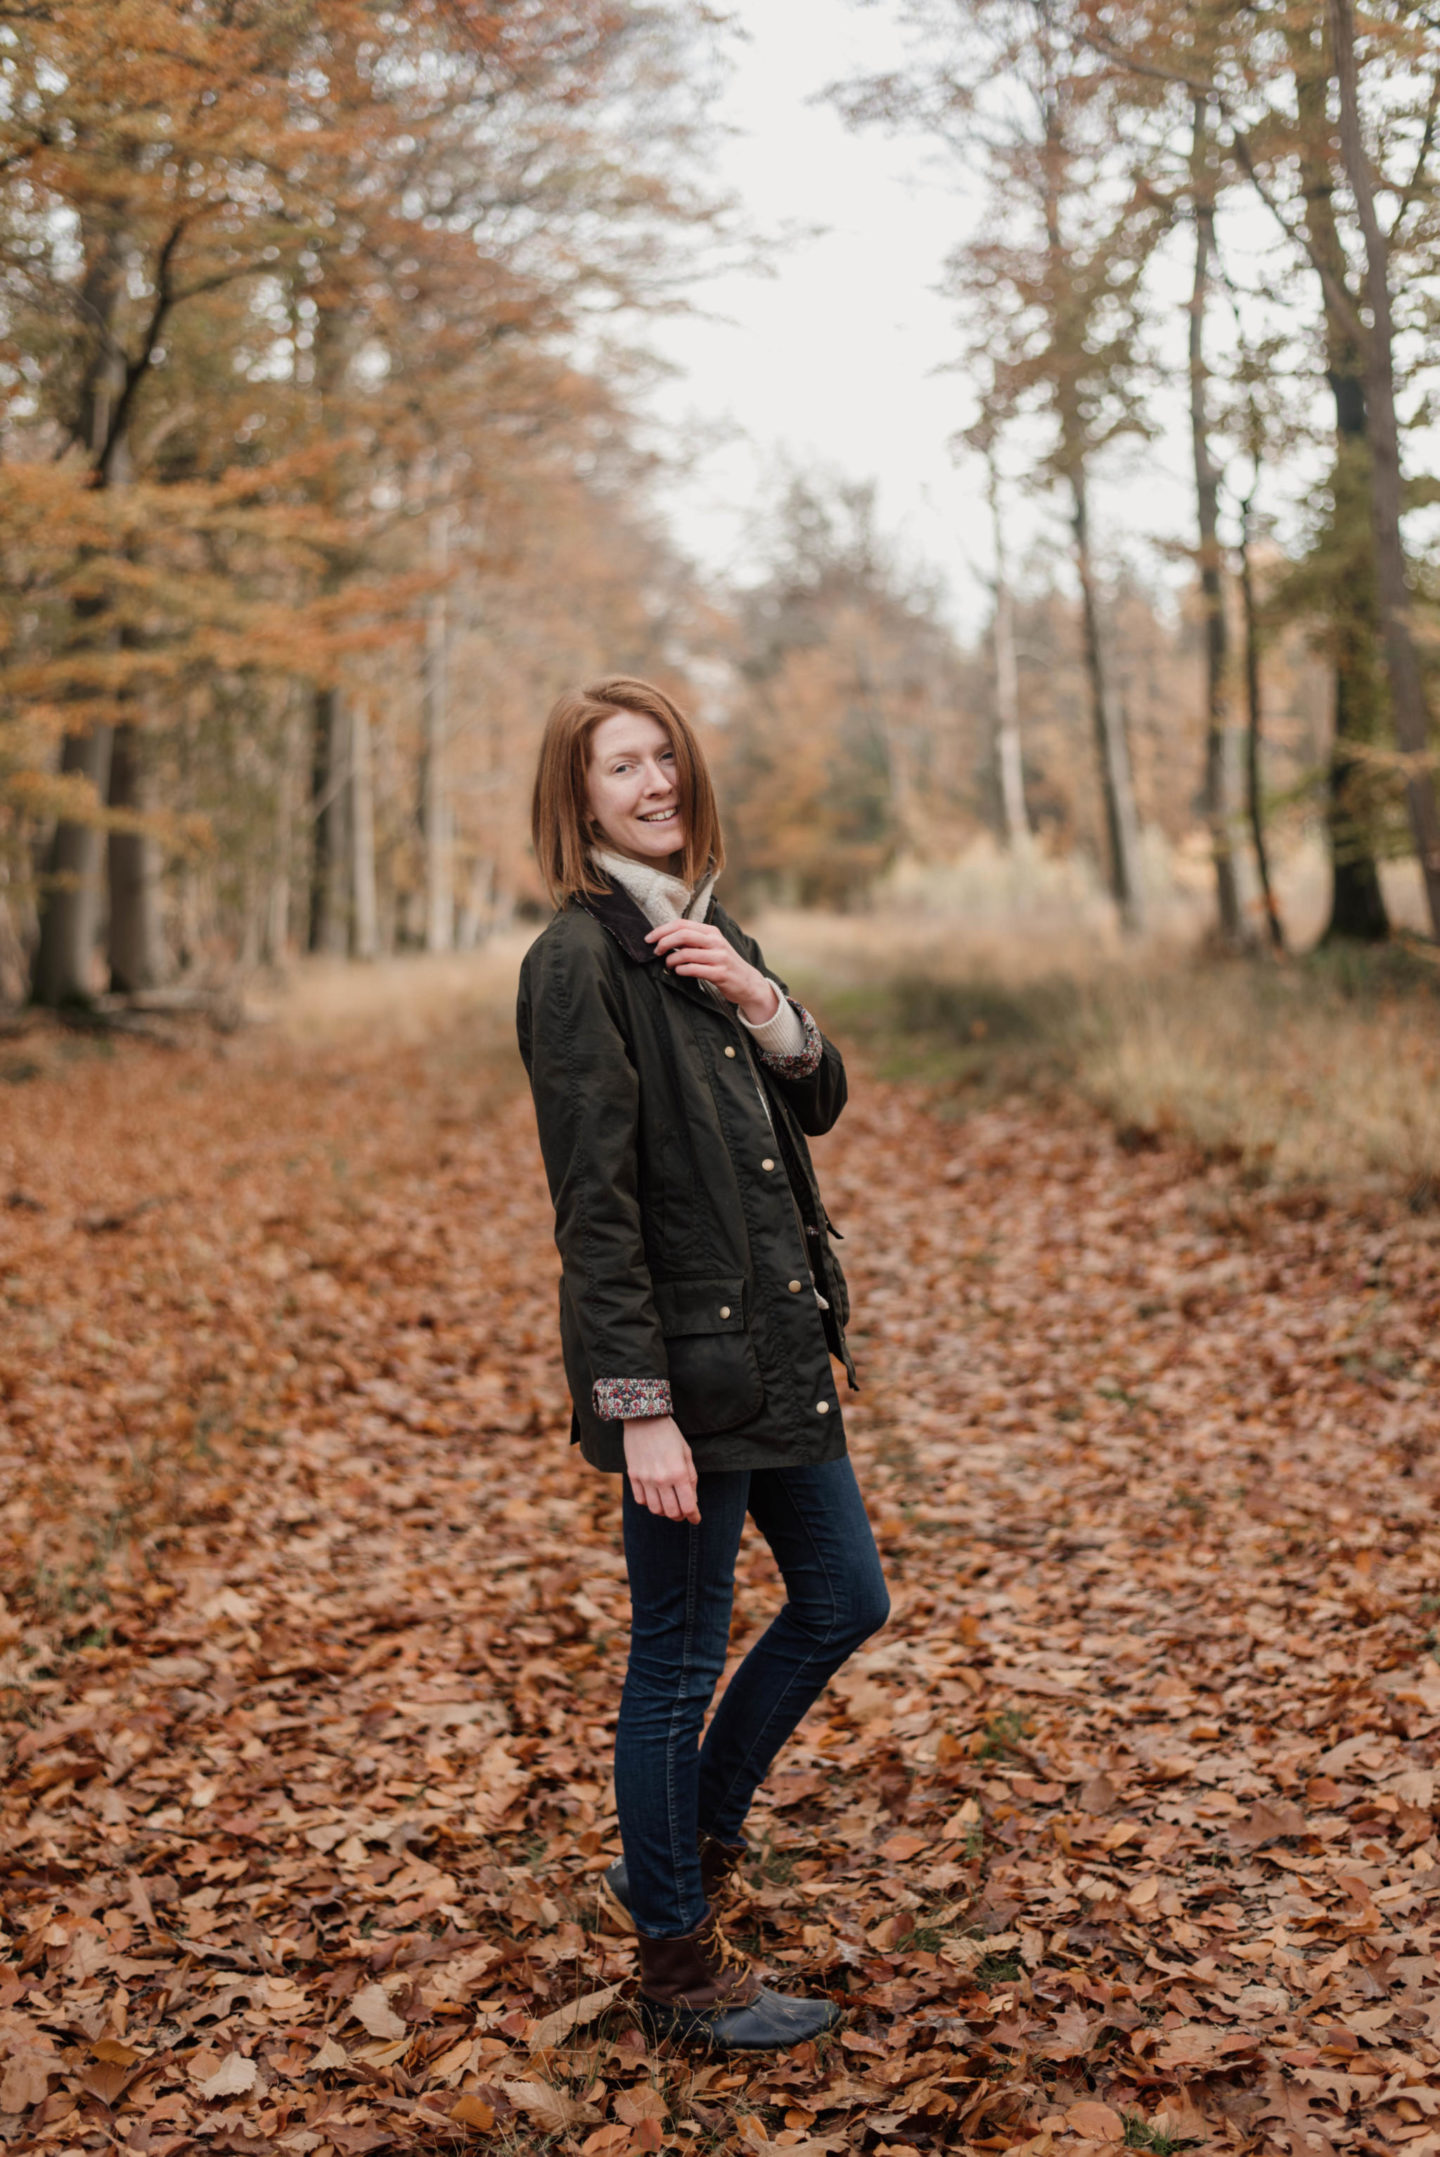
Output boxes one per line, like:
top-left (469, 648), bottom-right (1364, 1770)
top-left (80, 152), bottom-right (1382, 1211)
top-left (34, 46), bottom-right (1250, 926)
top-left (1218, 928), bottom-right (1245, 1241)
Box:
top-left (639, 808), bottom-right (679, 823)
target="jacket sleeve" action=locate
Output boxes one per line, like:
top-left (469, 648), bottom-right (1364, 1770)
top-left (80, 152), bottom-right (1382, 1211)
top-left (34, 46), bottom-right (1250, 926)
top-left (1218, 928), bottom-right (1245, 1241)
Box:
top-left (712, 906), bottom-right (848, 1138)
top-left (517, 929), bottom-right (671, 1415)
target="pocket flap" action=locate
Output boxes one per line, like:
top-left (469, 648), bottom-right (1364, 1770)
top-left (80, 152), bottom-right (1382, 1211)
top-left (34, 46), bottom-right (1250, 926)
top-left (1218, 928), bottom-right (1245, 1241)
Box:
top-left (654, 1277), bottom-right (747, 1338)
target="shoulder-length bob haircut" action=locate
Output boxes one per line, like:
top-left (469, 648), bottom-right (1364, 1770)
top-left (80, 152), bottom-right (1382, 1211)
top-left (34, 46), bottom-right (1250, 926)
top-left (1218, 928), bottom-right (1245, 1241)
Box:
top-left (531, 676), bottom-right (725, 908)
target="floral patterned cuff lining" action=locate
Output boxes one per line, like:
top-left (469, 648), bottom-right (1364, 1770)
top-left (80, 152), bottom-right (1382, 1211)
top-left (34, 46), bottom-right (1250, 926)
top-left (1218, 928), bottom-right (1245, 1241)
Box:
top-left (594, 1377), bottom-right (673, 1422)
top-left (753, 1001), bottom-right (823, 1082)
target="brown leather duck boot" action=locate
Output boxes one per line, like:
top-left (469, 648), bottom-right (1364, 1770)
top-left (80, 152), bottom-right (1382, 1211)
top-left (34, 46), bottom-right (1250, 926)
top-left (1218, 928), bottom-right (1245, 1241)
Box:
top-left (634, 1907), bottom-right (841, 2051)
top-left (598, 1832), bottom-right (746, 1935)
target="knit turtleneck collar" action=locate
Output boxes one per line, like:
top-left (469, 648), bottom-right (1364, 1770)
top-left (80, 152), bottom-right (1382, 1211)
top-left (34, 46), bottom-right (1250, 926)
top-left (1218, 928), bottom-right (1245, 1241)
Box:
top-left (592, 848), bottom-right (716, 929)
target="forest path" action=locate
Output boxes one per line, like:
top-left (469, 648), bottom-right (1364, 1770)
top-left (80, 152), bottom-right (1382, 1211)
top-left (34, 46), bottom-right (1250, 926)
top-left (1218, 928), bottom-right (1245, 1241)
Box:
top-left (2, 1008), bottom-right (1440, 2156)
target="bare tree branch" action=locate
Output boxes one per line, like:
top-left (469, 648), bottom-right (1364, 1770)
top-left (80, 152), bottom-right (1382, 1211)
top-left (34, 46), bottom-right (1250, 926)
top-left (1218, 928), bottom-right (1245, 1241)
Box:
top-left (1080, 30), bottom-right (1367, 349)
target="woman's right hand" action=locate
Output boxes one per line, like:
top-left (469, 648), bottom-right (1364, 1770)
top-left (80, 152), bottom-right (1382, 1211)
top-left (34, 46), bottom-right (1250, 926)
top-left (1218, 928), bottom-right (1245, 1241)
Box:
top-left (623, 1415), bottom-right (700, 1523)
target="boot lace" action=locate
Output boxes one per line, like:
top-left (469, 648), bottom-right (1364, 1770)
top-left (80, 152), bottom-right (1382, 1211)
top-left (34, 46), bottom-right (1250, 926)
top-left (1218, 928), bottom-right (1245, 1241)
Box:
top-left (708, 1917), bottom-right (751, 1984)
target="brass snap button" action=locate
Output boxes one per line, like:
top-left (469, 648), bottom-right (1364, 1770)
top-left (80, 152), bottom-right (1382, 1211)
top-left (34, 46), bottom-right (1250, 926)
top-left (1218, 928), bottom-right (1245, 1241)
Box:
top-left (761, 1158), bottom-right (775, 1171)
top-left (719, 1305), bottom-right (731, 1319)
top-left (816, 1401), bottom-right (830, 1415)
top-left (787, 1279), bottom-right (801, 1293)
top-left (724, 1045), bottom-right (736, 1058)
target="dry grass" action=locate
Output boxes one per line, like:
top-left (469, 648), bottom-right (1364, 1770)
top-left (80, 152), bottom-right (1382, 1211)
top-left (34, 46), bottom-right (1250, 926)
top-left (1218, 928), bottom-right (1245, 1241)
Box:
top-left (245, 933), bottom-right (538, 1046)
top-left (1078, 951), bottom-right (1440, 1193)
top-left (235, 874), bottom-right (1440, 1203)
top-left (755, 903), bottom-right (1440, 1200)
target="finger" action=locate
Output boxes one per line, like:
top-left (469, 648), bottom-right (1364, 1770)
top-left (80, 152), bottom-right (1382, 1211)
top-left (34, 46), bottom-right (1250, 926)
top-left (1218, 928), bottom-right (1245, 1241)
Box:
top-left (638, 1478), bottom-right (677, 1522)
top-left (659, 1483), bottom-right (686, 1520)
top-left (647, 921), bottom-right (713, 948)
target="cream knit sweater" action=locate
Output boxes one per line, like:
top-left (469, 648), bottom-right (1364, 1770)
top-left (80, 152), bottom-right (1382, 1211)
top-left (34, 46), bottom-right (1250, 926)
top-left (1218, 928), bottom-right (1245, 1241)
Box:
top-left (591, 849), bottom-right (806, 1058)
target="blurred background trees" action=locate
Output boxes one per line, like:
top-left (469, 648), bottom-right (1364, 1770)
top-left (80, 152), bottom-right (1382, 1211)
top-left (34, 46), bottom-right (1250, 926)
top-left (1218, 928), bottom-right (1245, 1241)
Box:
top-left (3, 0), bottom-right (1440, 1006)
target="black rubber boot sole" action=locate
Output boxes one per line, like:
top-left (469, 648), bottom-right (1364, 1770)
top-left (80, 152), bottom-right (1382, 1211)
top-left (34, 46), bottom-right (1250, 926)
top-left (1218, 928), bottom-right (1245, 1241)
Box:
top-left (635, 1985), bottom-right (841, 2052)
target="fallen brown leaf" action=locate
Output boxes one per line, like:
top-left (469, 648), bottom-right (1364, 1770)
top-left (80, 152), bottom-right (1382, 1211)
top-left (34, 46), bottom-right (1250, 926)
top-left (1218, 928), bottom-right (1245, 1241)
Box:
top-left (528, 1981), bottom-right (623, 2049)
top-left (191, 2052), bottom-right (258, 2100)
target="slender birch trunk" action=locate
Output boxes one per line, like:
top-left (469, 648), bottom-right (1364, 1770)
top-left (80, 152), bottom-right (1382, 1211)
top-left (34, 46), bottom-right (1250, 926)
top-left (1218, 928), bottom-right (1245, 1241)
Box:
top-left (309, 685), bottom-right (351, 954)
top-left (1039, 75), bottom-right (1144, 932)
top-left (1188, 96), bottom-right (1243, 946)
top-left (1071, 469), bottom-right (1144, 931)
top-left (421, 498), bottom-right (453, 953)
top-left (264, 690), bottom-right (301, 964)
top-left (985, 448), bottom-right (1031, 851)
top-left (350, 693), bottom-right (379, 961)
top-left (1237, 482), bottom-right (1285, 951)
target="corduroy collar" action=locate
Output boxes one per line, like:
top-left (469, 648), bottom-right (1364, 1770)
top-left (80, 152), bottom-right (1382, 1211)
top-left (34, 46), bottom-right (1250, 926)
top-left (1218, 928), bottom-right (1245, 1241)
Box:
top-left (573, 878), bottom-right (660, 964)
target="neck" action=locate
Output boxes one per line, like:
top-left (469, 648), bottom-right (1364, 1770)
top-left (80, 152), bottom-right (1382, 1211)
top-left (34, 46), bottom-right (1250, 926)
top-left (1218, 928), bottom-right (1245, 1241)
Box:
top-left (593, 847), bottom-right (713, 931)
top-left (604, 845), bottom-right (684, 876)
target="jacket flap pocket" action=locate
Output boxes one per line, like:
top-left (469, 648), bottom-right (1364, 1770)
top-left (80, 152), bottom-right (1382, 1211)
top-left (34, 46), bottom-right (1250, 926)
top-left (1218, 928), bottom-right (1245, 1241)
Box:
top-left (654, 1277), bottom-right (746, 1338)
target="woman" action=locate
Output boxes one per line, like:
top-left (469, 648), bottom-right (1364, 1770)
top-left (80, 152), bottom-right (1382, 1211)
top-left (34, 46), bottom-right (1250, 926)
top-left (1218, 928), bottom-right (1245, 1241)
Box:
top-left (516, 676), bottom-right (889, 2051)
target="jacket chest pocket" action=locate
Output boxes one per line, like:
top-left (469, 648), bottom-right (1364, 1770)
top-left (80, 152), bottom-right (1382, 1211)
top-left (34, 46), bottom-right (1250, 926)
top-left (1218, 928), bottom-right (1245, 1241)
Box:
top-left (654, 1275), bottom-right (765, 1437)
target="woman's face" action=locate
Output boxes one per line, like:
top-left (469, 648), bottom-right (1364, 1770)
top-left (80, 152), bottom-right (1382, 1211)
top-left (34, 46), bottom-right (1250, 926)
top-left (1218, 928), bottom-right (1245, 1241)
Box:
top-left (586, 711), bottom-right (685, 865)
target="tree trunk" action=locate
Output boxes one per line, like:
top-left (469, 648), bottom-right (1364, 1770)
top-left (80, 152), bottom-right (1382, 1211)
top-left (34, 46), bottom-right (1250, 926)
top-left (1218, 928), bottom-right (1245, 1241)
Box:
top-left (1189, 96), bottom-right (1243, 947)
top-left (1329, 0), bottom-right (1440, 938)
top-left (308, 684), bottom-right (351, 954)
top-left (0, 880), bottom-right (27, 1006)
top-left (1287, 24), bottom-right (1390, 942)
top-left (985, 448), bottom-right (1031, 850)
top-left (456, 854), bottom-right (495, 949)
top-left (1038, 75), bottom-right (1142, 931)
top-left (1071, 470), bottom-right (1144, 930)
top-left (421, 501), bottom-right (453, 952)
top-left (107, 721), bottom-right (165, 992)
top-left (350, 693), bottom-right (379, 961)
top-left (31, 726), bottom-right (115, 1006)
top-left (32, 275), bottom-right (132, 1007)
top-left (1326, 422), bottom-right (1391, 941)
top-left (263, 690), bottom-right (301, 964)
top-left (1238, 488), bottom-right (1285, 952)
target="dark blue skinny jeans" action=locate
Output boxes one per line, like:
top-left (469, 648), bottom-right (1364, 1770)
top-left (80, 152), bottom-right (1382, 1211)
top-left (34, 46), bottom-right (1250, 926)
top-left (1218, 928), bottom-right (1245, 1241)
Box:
top-left (615, 1455), bottom-right (890, 1938)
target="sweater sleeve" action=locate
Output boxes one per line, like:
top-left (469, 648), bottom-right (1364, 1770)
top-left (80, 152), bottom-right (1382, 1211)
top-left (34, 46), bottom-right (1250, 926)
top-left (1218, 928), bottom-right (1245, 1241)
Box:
top-left (739, 988), bottom-right (822, 1079)
top-left (737, 980), bottom-right (806, 1058)
top-left (517, 930), bottom-right (670, 1420)
top-left (710, 908), bottom-right (844, 1132)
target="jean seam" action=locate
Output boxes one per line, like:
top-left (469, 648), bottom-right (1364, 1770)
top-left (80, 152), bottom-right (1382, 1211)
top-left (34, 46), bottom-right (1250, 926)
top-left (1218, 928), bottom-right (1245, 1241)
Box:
top-left (661, 1518), bottom-right (703, 1935)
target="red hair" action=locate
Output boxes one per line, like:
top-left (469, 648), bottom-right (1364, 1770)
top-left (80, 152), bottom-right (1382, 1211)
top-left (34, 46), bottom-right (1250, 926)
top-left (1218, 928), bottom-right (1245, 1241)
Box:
top-left (530, 676), bottom-right (725, 906)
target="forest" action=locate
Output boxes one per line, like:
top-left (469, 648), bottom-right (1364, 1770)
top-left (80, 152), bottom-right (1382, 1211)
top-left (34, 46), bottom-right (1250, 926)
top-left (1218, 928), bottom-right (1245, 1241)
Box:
top-left (5, 7), bottom-right (1440, 2157)
top-left (3, 0), bottom-right (1440, 1000)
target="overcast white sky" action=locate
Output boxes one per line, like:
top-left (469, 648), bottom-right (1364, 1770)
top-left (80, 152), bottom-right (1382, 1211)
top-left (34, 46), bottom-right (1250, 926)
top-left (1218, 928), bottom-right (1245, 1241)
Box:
top-left (641, 0), bottom-right (1201, 635)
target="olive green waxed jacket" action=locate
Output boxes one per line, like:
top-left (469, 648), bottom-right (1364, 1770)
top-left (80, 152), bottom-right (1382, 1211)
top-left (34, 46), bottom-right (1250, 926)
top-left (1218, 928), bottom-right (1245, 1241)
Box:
top-left (515, 882), bottom-right (855, 1473)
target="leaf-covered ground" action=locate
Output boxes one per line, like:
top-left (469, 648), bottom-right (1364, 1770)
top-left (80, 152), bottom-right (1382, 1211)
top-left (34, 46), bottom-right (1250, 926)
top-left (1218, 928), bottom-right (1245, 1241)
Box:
top-left (3, 998), bottom-right (1440, 2157)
